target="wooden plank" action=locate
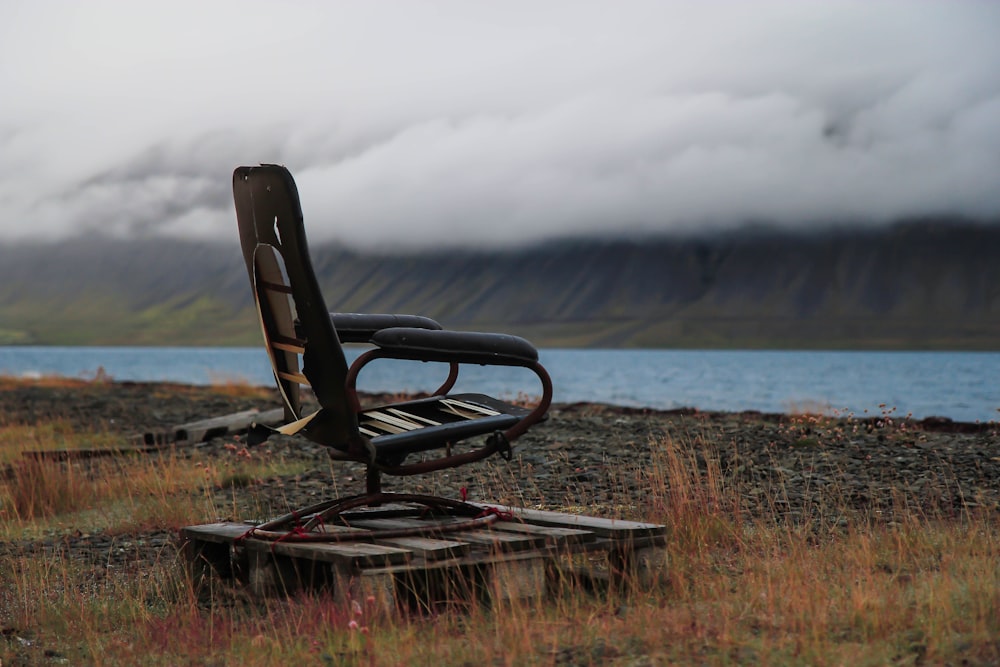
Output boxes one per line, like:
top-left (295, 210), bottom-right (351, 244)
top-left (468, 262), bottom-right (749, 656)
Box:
top-left (440, 398), bottom-right (501, 416)
top-left (360, 549), bottom-right (550, 576)
top-left (338, 506), bottom-right (427, 521)
top-left (181, 522), bottom-right (254, 544)
top-left (259, 279), bottom-right (293, 294)
top-left (375, 537), bottom-right (471, 561)
top-left (172, 409), bottom-right (262, 443)
top-left (277, 371), bottom-right (310, 386)
top-left (347, 517), bottom-right (546, 553)
top-left (470, 504), bottom-right (665, 540)
top-left (360, 419), bottom-right (407, 435)
top-left (271, 340), bottom-right (305, 354)
top-left (386, 408), bottom-right (441, 426)
top-left (454, 529), bottom-right (547, 553)
top-left (141, 407), bottom-right (285, 446)
top-left (364, 410), bottom-right (423, 431)
top-left (246, 538), bottom-right (412, 568)
top-left (430, 515), bottom-right (595, 547)
top-left (21, 446), bottom-right (158, 461)
top-left (491, 521), bottom-right (596, 547)
top-left (345, 517), bottom-right (450, 533)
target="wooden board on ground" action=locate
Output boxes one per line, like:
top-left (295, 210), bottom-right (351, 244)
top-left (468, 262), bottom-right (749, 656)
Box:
top-left (19, 402), bottom-right (288, 460)
top-left (469, 503), bottom-right (665, 539)
top-left (141, 407), bottom-right (286, 446)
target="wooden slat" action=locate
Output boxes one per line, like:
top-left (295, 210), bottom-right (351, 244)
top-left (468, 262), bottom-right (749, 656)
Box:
top-left (337, 506), bottom-right (430, 521)
top-left (272, 333), bottom-right (306, 346)
top-left (386, 408), bottom-right (441, 426)
top-left (441, 529), bottom-right (545, 553)
top-left (271, 341), bottom-right (305, 354)
top-left (490, 521), bottom-right (595, 546)
top-left (439, 398), bottom-right (501, 419)
top-left (259, 279), bottom-right (293, 294)
top-left (359, 550), bottom-right (547, 576)
top-left (140, 407), bottom-right (286, 446)
top-left (442, 398), bottom-right (501, 416)
top-left (348, 517), bottom-right (546, 553)
top-left (364, 410), bottom-right (422, 431)
top-left (22, 446), bottom-right (158, 461)
top-left (375, 537), bottom-right (471, 561)
top-left (431, 516), bottom-right (594, 547)
top-left (360, 420), bottom-right (406, 434)
top-left (172, 409), bottom-right (267, 443)
top-left (181, 522), bottom-right (253, 544)
top-left (345, 517), bottom-right (439, 532)
top-left (469, 504), bottom-right (665, 540)
top-left (247, 539), bottom-right (411, 568)
top-left (277, 371), bottom-right (310, 385)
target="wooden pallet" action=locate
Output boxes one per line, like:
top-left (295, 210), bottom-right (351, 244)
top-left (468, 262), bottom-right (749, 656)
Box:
top-left (180, 503), bottom-right (667, 613)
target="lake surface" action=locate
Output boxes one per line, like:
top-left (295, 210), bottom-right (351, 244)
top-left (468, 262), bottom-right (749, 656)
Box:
top-left (0, 346), bottom-right (997, 423)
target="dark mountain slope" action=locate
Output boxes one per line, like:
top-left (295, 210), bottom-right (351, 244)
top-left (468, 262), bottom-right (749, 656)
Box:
top-left (0, 220), bottom-right (997, 348)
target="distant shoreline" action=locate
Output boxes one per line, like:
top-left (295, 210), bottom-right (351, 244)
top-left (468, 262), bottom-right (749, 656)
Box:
top-left (1, 376), bottom-right (994, 433)
top-left (2, 347), bottom-right (998, 422)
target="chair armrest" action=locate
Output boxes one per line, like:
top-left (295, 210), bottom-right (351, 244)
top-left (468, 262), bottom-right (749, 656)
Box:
top-left (370, 327), bottom-right (538, 366)
top-left (330, 313), bottom-right (442, 343)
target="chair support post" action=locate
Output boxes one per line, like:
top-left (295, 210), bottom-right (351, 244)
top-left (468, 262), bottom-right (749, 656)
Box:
top-left (366, 466), bottom-right (382, 495)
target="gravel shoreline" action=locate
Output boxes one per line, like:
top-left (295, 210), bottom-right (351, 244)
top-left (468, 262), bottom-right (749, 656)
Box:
top-left (2, 380), bottom-right (998, 576)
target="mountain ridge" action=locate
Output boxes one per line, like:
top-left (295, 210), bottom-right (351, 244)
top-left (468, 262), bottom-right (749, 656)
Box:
top-left (1, 220), bottom-right (998, 349)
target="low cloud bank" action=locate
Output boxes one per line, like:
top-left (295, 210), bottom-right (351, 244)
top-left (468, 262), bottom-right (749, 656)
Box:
top-left (1, 2), bottom-right (998, 248)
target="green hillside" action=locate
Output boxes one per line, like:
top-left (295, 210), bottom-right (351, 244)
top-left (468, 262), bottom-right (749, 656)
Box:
top-left (1, 221), bottom-right (998, 349)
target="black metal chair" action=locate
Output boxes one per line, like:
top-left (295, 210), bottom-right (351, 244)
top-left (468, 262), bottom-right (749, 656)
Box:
top-left (233, 164), bottom-right (552, 499)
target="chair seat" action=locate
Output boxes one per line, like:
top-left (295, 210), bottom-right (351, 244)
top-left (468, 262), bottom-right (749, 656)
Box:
top-left (361, 393), bottom-right (528, 459)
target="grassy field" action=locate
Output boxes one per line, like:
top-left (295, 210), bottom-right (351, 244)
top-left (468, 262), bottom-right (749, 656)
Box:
top-left (1, 382), bottom-right (998, 665)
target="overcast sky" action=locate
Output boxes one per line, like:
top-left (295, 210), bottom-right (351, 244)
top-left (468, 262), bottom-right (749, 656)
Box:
top-left (1, 1), bottom-right (998, 250)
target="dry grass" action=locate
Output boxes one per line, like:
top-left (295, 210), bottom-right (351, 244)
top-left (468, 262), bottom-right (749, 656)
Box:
top-left (0, 374), bottom-right (112, 391)
top-left (1, 420), bottom-right (998, 665)
top-left (0, 428), bottom-right (305, 539)
top-left (0, 421), bottom-right (122, 464)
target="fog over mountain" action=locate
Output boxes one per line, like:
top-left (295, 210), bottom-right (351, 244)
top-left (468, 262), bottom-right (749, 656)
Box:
top-left (2, 2), bottom-right (999, 250)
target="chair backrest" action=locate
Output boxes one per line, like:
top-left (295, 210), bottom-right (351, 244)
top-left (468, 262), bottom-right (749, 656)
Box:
top-left (233, 165), bottom-right (360, 446)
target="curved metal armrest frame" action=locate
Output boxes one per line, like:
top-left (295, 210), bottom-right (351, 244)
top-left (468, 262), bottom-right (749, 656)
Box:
top-left (345, 352), bottom-right (461, 412)
top-left (344, 326), bottom-right (542, 413)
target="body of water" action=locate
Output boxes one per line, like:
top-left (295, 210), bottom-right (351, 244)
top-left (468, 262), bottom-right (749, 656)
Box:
top-left (0, 346), bottom-right (997, 423)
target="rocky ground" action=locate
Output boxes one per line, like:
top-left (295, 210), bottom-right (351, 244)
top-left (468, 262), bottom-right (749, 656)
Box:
top-left (1, 379), bottom-right (998, 580)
